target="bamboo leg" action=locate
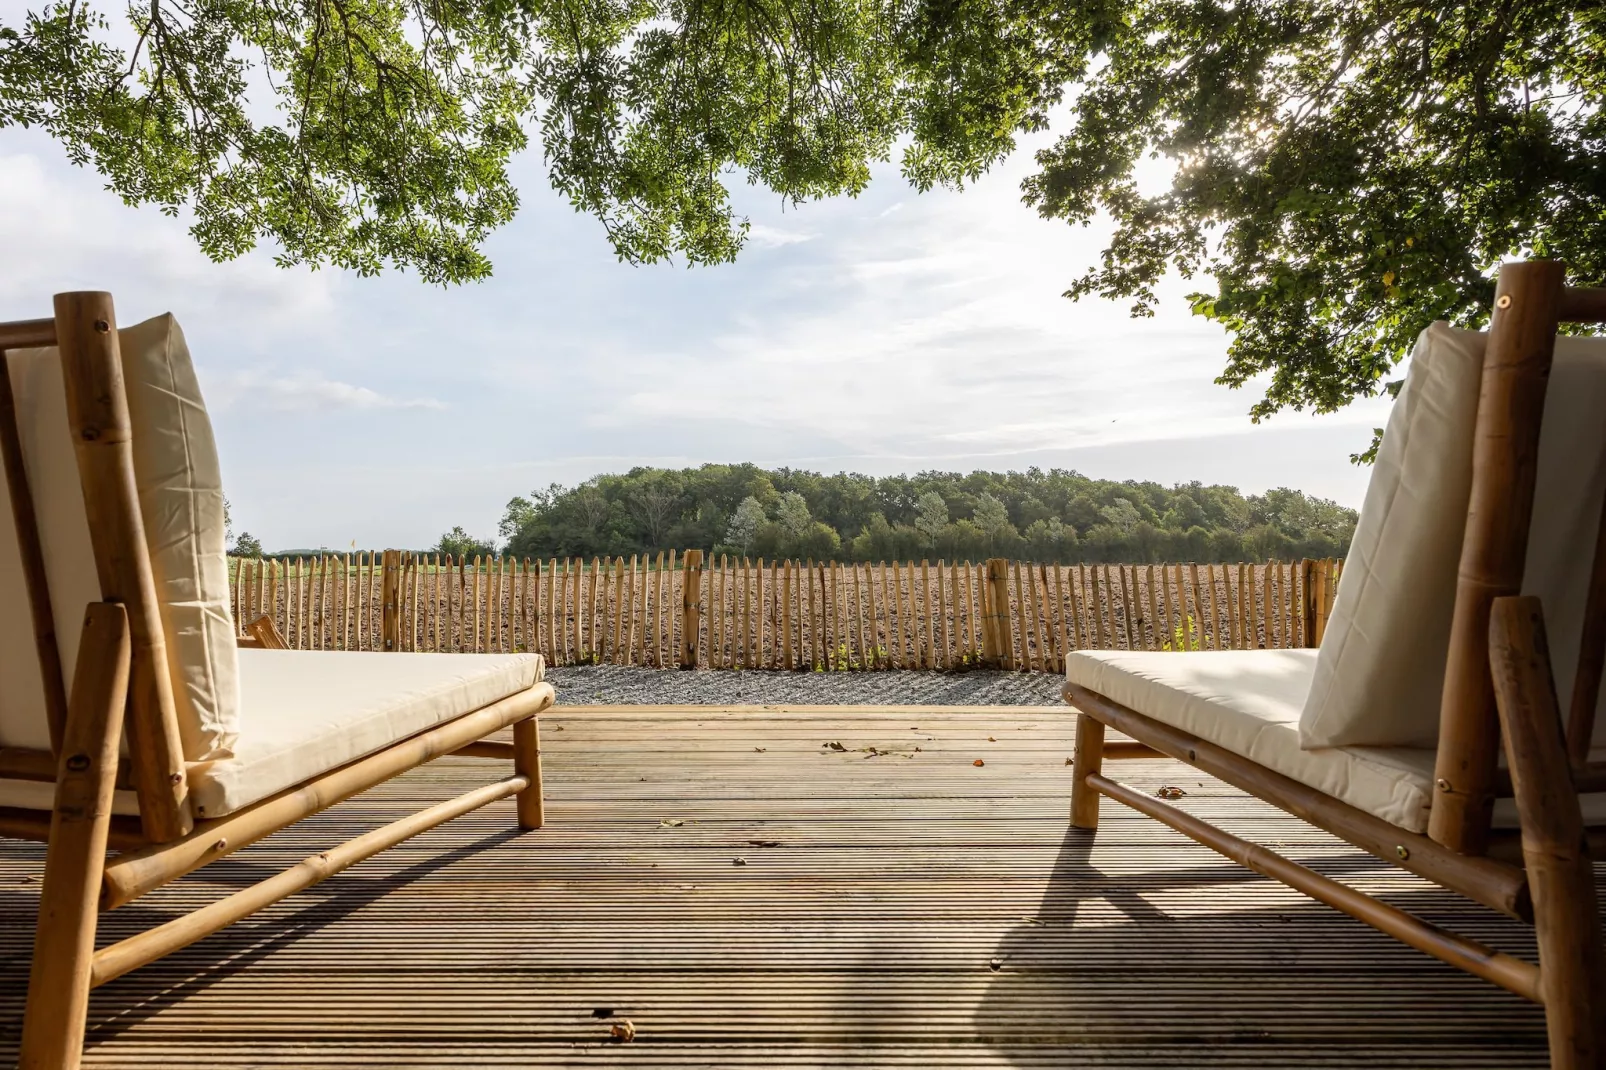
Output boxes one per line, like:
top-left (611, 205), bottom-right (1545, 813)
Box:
top-left (513, 716), bottom-right (543, 830)
top-left (1070, 713), bottom-right (1105, 829)
top-left (20, 604), bottom-right (132, 1070)
top-left (1489, 598), bottom-right (1606, 1068)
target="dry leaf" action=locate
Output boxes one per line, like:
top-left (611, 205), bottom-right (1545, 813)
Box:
top-left (987, 736), bottom-right (997, 742)
top-left (753, 747), bottom-right (766, 752)
top-left (747, 839), bottom-right (780, 848)
top-left (825, 741), bottom-right (847, 751)
top-left (1064, 757), bottom-right (1074, 766)
top-left (1156, 786), bottom-right (1187, 799)
top-left (659, 819), bottom-right (684, 828)
top-left (732, 857), bottom-right (748, 866)
top-left (973, 759), bottom-right (985, 767)
top-left (609, 1020), bottom-right (636, 1043)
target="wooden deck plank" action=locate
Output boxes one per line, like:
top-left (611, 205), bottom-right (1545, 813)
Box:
top-left (1, 703), bottom-right (1591, 1066)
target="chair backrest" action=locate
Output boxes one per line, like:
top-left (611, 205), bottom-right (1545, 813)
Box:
top-left (1433, 264), bottom-right (1606, 852)
top-left (0, 294), bottom-right (241, 843)
top-left (1295, 262), bottom-right (1606, 855)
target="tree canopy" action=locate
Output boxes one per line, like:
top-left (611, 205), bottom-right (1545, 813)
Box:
top-left (495, 463), bottom-right (1357, 563)
top-left (4, 0), bottom-right (1598, 424)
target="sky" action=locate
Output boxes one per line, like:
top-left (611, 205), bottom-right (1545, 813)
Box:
top-left (0, 116), bottom-right (1394, 552)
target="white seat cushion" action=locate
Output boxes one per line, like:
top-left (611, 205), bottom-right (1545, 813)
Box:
top-left (1066, 649), bottom-right (1604, 833)
top-left (0, 313), bottom-right (238, 761)
top-left (188, 650), bottom-right (544, 818)
top-left (1301, 323), bottom-right (1606, 749)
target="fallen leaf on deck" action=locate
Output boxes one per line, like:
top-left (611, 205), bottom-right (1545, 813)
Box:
top-left (1156, 786), bottom-right (1187, 799)
top-left (747, 840), bottom-right (781, 848)
top-left (973, 759), bottom-right (985, 767)
top-left (659, 819), bottom-right (684, 827)
top-left (825, 741), bottom-right (847, 751)
top-left (988, 736), bottom-right (997, 742)
top-left (1021, 916), bottom-right (1047, 927)
top-left (1065, 758), bottom-right (1074, 766)
top-left (753, 747), bottom-right (766, 752)
top-left (732, 857), bottom-right (748, 866)
top-left (988, 958), bottom-right (1003, 972)
top-left (609, 1020), bottom-right (636, 1043)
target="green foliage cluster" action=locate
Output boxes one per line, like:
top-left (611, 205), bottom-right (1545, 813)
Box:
top-left (7, 1), bottom-right (1599, 427)
top-left (433, 524), bottom-right (499, 559)
top-left (495, 463), bottom-right (1356, 563)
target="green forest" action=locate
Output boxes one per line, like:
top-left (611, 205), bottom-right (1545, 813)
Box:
top-left (449, 465), bottom-right (1357, 565)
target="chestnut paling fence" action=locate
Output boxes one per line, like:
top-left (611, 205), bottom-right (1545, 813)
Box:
top-left (229, 552), bottom-right (1345, 671)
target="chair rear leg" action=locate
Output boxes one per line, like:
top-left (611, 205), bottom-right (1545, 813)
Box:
top-left (20, 605), bottom-right (132, 1070)
top-left (513, 716), bottom-right (543, 829)
top-left (1490, 597), bottom-right (1606, 1069)
top-left (1070, 713), bottom-right (1105, 829)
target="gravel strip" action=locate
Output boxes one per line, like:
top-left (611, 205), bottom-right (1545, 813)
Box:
top-left (545, 665), bottom-right (1066, 706)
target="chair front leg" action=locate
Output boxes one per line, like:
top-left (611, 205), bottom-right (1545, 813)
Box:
top-left (20, 604), bottom-right (132, 1070)
top-left (1070, 713), bottom-right (1105, 829)
top-left (513, 716), bottom-right (543, 830)
top-left (1489, 597), bottom-right (1606, 1070)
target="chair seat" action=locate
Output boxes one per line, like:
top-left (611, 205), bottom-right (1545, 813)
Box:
top-left (1065, 649), bottom-right (1605, 834)
top-left (187, 650), bottom-right (545, 818)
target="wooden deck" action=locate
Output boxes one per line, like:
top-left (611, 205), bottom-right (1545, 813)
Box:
top-left (2, 703), bottom-right (1587, 1067)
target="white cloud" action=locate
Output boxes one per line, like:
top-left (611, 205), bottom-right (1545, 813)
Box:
top-left (745, 223), bottom-right (815, 249)
top-left (211, 372), bottom-right (446, 412)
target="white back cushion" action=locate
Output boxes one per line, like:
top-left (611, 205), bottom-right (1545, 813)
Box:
top-left (1301, 323), bottom-right (1606, 749)
top-left (0, 314), bottom-right (238, 760)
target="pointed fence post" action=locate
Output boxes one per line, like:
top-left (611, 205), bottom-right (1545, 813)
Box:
top-left (680, 549), bottom-right (704, 669)
top-left (381, 550), bottom-right (401, 652)
top-left (984, 558), bottom-right (1011, 669)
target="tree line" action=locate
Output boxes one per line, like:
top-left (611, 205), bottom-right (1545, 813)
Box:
top-left (418, 465), bottom-right (1358, 565)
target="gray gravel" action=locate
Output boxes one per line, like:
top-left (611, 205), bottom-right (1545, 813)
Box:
top-left (544, 665), bottom-right (1066, 706)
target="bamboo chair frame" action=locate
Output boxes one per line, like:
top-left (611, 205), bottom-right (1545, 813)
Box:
top-left (1065, 261), bottom-right (1606, 1068)
top-left (0, 292), bottom-right (555, 1070)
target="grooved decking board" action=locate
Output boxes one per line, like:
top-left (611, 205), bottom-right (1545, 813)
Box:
top-left (2, 704), bottom-right (1595, 1067)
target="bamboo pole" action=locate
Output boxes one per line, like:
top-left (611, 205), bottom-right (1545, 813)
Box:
top-left (1088, 771), bottom-right (1540, 1003)
top-left (17, 603), bottom-right (131, 1069)
top-left (93, 773), bottom-right (534, 989)
top-left (1488, 596), bottom-right (1606, 1061)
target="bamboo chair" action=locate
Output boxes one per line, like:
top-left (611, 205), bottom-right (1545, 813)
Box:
top-left (0, 293), bottom-right (555, 1070)
top-left (1064, 261), bottom-right (1606, 1068)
